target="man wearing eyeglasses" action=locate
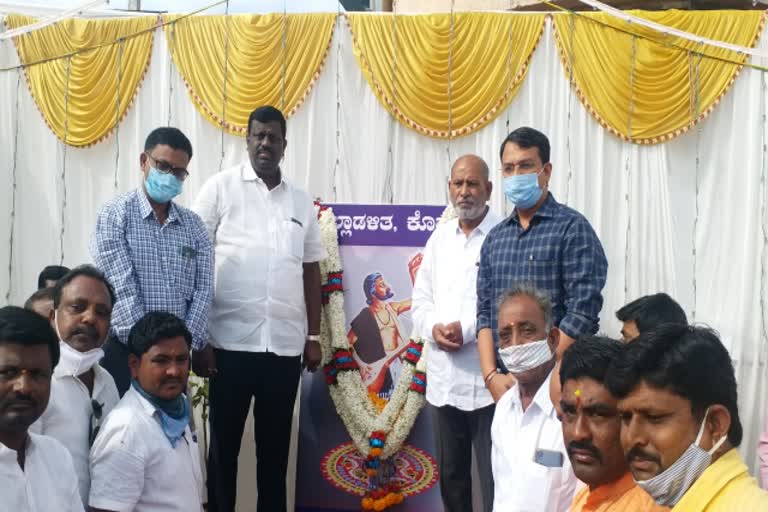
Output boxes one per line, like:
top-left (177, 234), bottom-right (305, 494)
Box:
top-left (29, 265), bottom-right (119, 506)
top-left (91, 127), bottom-right (214, 396)
top-left (476, 127), bottom-right (607, 408)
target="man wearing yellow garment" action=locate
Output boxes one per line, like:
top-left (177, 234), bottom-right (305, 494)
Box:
top-left (605, 324), bottom-right (768, 511)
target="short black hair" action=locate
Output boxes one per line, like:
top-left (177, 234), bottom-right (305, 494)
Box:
top-left (247, 105), bottom-right (287, 139)
top-left (0, 305), bottom-right (59, 368)
top-left (37, 265), bottom-right (70, 289)
top-left (128, 311), bottom-right (192, 357)
top-left (24, 287), bottom-right (55, 310)
top-left (616, 293), bottom-right (687, 333)
top-left (605, 324), bottom-right (742, 446)
top-left (52, 265), bottom-right (116, 310)
top-left (560, 335), bottom-right (623, 387)
top-left (499, 126), bottom-right (550, 164)
top-left (144, 127), bottom-right (193, 159)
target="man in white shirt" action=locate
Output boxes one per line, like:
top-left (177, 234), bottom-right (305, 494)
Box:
top-left (490, 284), bottom-right (577, 512)
top-left (89, 311), bottom-right (203, 512)
top-left (29, 265), bottom-right (119, 505)
top-left (0, 305), bottom-right (83, 512)
top-left (192, 105), bottom-right (326, 512)
top-left (412, 154), bottom-right (502, 512)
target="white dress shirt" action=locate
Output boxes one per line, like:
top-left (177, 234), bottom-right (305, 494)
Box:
top-left (412, 210), bottom-right (502, 411)
top-left (29, 364), bottom-right (119, 505)
top-left (1, 433), bottom-right (84, 512)
top-left (491, 370), bottom-right (576, 512)
top-left (89, 387), bottom-right (203, 512)
top-left (192, 163), bottom-right (327, 356)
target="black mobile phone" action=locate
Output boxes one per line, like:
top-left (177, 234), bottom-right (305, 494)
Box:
top-left (534, 449), bottom-right (564, 468)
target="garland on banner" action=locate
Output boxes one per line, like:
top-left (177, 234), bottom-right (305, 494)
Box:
top-left (315, 202), bottom-right (456, 511)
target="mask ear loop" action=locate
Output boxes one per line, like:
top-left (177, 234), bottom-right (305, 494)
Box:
top-left (695, 407), bottom-right (729, 454)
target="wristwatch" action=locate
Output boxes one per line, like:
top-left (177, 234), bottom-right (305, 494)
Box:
top-left (306, 334), bottom-right (321, 342)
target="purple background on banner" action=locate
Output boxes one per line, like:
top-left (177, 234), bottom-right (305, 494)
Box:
top-left (327, 204), bottom-right (445, 247)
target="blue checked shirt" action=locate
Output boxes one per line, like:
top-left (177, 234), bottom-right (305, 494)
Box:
top-left (476, 193), bottom-right (607, 344)
top-left (90, 189), bottom-right (214, 350)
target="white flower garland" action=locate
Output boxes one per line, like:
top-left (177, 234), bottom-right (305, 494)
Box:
top-left (315, 202), bottom-right (455, 509)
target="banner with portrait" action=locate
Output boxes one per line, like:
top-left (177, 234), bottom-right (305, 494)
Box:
top-left (296, 204), bottom-right (444, 512)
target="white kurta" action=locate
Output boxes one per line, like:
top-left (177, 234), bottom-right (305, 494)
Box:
top-left (491, 371), bottom-right (577, 512)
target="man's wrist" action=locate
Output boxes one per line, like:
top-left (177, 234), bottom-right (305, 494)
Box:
top-left (306, 334), bottom-right (321, 342)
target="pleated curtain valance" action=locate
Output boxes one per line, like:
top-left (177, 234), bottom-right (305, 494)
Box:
top-left (3, 10), bottom-right (765, 146)
top-left (347, 12), bottom-right (546, 139)
top-left (552, 10), bottom-right (765, 144)
top-left (5, 14), bottom-right (155, 147)
top-left (164, 13), bottom-right (336, 136)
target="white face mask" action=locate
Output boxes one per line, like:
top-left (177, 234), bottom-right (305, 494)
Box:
top-left (54, 311), bottom-right (104, 377)
top-left (635, 407), bottom-right (728, 506)
top-left (498, 337), bottom-right (553, 374)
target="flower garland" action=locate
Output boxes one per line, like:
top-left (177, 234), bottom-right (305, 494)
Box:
top-left (315, 202), bottom-right (430, 510)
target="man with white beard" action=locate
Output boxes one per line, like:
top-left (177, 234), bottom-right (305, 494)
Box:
top-left (412, 155), bottom-right (502, 512)
top-left (490, 284), bottom-right (576, 511)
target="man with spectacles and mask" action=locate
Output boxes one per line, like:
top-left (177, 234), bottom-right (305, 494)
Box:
top-left (489, 284), bottom-right (576, 511)
top-left (29, 265), bottom-right (119, 506)
top-left (605, 324), bottom-right (768, 510)
top-left (91, 127), bottom-right (214, 395)
top-left (476, 127), bottom-right (607, 407)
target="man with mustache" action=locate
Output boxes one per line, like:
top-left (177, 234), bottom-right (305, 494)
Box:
top-left (89, 311), bottom-right (203, 512)
top-left (193, 105), bottom-right (326, 512)
top-left (560, 336), bottom-right (668, 511)
top-left (348, 271), bottom-right (413, 397)
top-left (0, 305), bottom-right (83, 511)
top-left (490, 284), bottom-right (576, 511)
top-left (411, 154), bottom-right (501, 512)
top-left (605, 324), bottom-right (768, 510)
top-left (29, 265), bottom-right (119, 506)
top-left (615, 293), bottom-right (687, 342)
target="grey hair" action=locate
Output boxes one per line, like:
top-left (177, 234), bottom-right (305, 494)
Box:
top-left (497, 283), bottom-right (554, 331)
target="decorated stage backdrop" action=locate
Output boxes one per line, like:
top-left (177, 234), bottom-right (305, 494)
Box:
top-left (296, 204), bottom-right (444, 512)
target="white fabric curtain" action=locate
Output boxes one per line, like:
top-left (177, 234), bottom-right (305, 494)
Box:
top-left (1, 14), bottom-right (767, 478)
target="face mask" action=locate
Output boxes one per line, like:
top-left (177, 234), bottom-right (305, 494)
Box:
top-left (498, 337), bottom-right (553, 374)
top-left (635, 408), bottom-right (728, 506)
top-left (54, 311), bottom-right (104, 376)
top-left (145, 166), bottom-right (182, 203)
top-left (503, 170), bottom-right (543, 209)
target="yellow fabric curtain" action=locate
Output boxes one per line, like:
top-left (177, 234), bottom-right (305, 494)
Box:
top-left (553, 10), bottom-right (765, 144)
top-left (165, 13), bottom-right (335, 135)
top-left (5, 14), bottom-right (155, 147)
top-left (347, 13), bottom-right (546, 139)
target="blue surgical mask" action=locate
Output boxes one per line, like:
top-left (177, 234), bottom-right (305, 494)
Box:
top-left (503, 170), bottom-right (543, 209)
top-left (145, 167), bottom-right (182, 204)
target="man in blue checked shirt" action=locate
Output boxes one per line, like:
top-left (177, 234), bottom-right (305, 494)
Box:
top-left (90, 127), bottom-right (214, 395)
top-left (477, 127), bottom-right (607, 405)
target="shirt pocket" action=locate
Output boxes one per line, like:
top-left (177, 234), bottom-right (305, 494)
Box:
top-left (521, 245), bottom-right (559, 283)
top-left (279, 219), bottom-right (305, 261)
top-left (171, 239), bottom-right (197, 301)
top-left (519, 461), bottom-right (557, 511)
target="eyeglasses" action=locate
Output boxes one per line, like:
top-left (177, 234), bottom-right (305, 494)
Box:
top-left (145, 153), bottom-right (189, 182)
top-left (500, 161), bottom-right (545, 176)
top-left (89, 399), bottom-right (103, 446)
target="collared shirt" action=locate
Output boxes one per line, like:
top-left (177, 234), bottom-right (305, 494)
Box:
top-left (476, 193), bottom-right (607, 343)
top-left (89, 387), bottom-right (203, 512)
top-left (491, 370), bottom-right (576, 511)
top-left (570, 472), bottom-right (669, 512)
top-left (192, 163), bottom-right (327, 356)
top-left (29, 364), bottom-right (119, 505)
top-left (91, 189), bottom-right (214, 350)
top-left (672, 448), bottom-right (768, 511)
top-left (1, 433), bottom-right (83, 512)
top-left (412, 209), bottom-right (502, 411)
